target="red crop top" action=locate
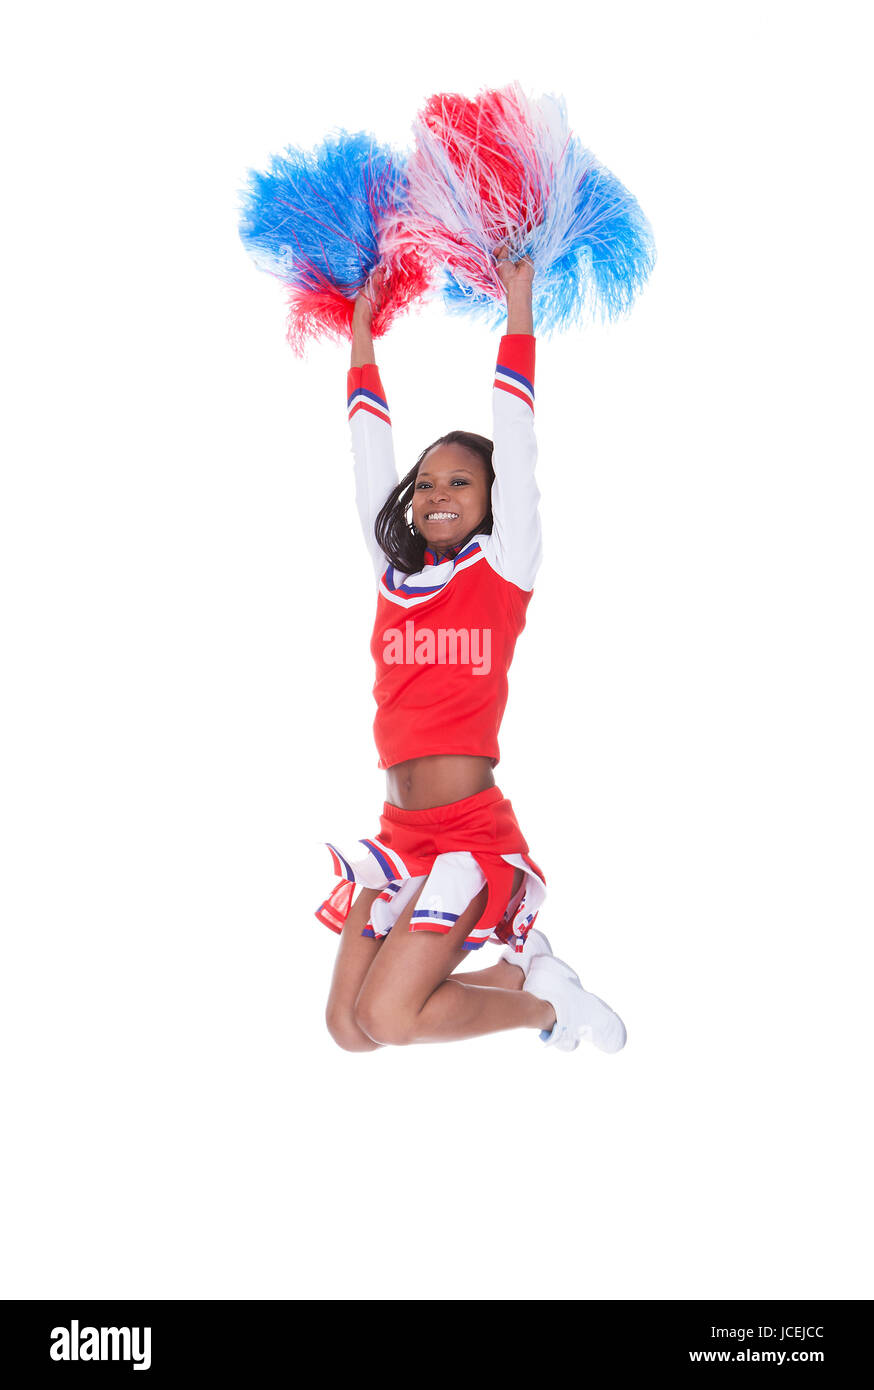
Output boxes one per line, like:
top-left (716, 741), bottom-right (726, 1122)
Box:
top-left (346, 335), bottom-right (542, 770)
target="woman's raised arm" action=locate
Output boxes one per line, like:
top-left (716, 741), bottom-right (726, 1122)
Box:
top-left (486, 249), bottom-right (542, 592)
top-left (347, 269), bottom-right (398, 581)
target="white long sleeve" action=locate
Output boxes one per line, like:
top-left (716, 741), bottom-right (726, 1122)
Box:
top-left (480, 334), bottom-right (542, 592)
top-left (347, 363), bottom-right (398, 583)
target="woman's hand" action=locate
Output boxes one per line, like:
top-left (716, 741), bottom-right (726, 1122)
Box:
top-left (352, 266), bottom-right (386, 330)
top-left (351, 267), bottom-right (385, 366)
top-left (493, 242), bottom-right (534, 334)
top-left (493, 242), bottom-right (535, 296)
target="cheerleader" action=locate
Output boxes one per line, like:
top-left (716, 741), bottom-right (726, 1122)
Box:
top-left (316, 253), bottom-right (627, 1055)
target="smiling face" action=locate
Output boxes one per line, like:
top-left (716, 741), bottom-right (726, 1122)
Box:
top-left (411, 444), bottom-right (490, 553)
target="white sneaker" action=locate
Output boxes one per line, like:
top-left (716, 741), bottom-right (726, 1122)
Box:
top-left (499, 927), bottom-right (553, 979)
top-left (524, 955), bottom-right (627, 1054)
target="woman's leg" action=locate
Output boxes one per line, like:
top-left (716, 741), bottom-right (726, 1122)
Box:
top-left (446, 866), bottom-right (525, 991)
top-left (324, 887), bottom-right (386, 1052)
top-left (353, 876), bottom-right (556, 1047)
top-left (448, 957), bottom-right (525, 989)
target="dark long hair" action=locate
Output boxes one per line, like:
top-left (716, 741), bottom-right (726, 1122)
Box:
top-left (374, 431), bottom-right (495, 573)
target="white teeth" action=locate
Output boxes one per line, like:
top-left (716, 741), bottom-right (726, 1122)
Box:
top-left (426, 512), bottom-right (458, 520)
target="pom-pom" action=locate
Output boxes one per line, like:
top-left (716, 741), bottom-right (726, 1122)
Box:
top-left (238, 131), bottom-right (431, 354)
top-left (384, 84), bottom-right (656, 334)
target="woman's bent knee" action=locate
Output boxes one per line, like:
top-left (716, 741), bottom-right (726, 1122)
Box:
top-left (325, 1004), bottom-right (381, 1053)
top-left (353, 996), bottom-right (418, 1047)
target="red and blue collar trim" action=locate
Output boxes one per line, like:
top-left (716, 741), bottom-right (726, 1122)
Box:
top-left (382, 540), bottom-right (483, 597)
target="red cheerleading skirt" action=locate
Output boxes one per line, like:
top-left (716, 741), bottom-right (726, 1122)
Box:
top-left (315, 785), bottom-right (547, 952)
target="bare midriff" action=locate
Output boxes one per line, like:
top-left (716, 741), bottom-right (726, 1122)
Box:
top-left (385, 754), bottom-right (496, 811)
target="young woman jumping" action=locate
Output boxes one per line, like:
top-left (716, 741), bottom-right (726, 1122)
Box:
top-left (315, 253), bottom-right (627, 1056)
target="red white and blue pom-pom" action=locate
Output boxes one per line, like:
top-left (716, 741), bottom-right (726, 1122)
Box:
top-left (384, 83), bottom-right (656, 334)
top-left (238, 131), bottom-right (431, 354)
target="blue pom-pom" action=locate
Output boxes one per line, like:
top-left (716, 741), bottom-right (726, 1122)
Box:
top-left (239, 131), bottom-right (432, 352)
top-left (239, 130), bottom-right (399, 292)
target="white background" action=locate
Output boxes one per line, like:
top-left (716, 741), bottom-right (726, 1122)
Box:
top-left (2, 0), bottom-right (871, 1300)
